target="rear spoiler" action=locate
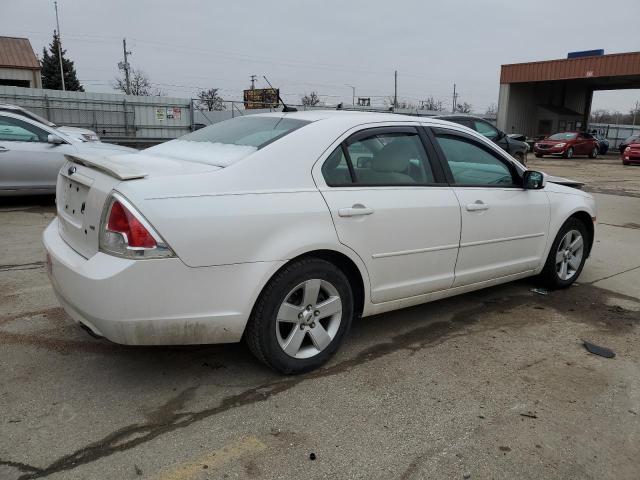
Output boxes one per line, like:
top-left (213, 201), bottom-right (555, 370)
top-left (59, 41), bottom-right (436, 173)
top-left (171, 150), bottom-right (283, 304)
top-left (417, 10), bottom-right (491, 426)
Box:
top-left (65, 153), bottom-right (147, 180)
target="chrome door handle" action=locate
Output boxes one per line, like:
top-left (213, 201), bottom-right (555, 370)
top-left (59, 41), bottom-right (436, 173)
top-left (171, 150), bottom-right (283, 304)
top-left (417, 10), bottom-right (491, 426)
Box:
top-left (466, 201), bottom-right (489, 212)
top-left (338, 205), bottom-right (374, 217)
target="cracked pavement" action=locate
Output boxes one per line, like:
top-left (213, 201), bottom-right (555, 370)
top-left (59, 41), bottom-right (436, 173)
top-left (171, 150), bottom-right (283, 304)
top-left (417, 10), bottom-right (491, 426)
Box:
top-left (1, 160), bottom-right (639, 480)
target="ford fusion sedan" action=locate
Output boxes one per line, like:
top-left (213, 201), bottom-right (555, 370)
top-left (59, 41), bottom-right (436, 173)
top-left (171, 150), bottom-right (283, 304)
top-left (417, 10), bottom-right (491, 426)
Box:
top-left (534, 132), bottom-right (599, 159)
top-left (0, 111), bottom-right (135, 195)
top-left (43, 112), bottom-right (596, 374)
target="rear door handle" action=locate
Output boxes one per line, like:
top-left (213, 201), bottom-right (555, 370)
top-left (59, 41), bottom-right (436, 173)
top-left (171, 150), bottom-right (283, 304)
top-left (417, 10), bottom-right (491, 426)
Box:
top-left (338, 205), bottom-right (374, 217)
top-left (466, 201), bottom-right (489, 212)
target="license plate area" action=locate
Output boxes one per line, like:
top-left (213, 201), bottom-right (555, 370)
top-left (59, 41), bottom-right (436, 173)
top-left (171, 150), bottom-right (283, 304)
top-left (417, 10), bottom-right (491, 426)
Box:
top-left (58, 172), bottom-right (93, 228)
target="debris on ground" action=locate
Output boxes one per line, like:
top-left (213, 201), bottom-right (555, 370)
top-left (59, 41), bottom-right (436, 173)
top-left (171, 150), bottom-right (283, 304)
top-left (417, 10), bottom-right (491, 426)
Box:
top-left (583, 341), bottom-right (616, 358)
top-left (309, 452), bottom-right (317, 460)
top-left (530, 288), bottom-right (550, 295)
top-left (134, 465), bottom-right (143, 476)
top-left (520, 412), bottom-right (538, 419)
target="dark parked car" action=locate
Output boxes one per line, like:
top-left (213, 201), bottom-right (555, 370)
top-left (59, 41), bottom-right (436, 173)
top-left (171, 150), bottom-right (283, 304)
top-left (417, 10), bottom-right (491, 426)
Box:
top-left (435, 115), bottom-right (528, 164)
top-left (619, 135), bottom-right (640, 153)
top-left (533, 132), bottom-right (599, 159)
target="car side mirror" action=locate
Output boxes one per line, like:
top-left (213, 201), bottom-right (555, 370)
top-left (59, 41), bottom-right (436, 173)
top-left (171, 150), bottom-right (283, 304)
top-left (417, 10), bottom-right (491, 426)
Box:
top-left (47, 134), bottom-right (65, 145)
top-left (523, 170), bottom-right (546, 190)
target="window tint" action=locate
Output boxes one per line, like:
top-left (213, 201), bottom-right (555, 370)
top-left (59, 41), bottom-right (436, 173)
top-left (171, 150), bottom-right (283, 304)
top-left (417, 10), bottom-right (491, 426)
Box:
top-left (178, 116), bottom-right (309, 148)
top-left (348, 132), bottom-right (434, 185)
top-left (435, 133), bottom-right (515, 186)
top-left (321, 146), bottom-right (352, 186)
top-left (0, 116), bottom-right (49, 142)
top-left (548, 132), bottom-right (577, 140)
top-left (474, 120), bottom-right (499, 139)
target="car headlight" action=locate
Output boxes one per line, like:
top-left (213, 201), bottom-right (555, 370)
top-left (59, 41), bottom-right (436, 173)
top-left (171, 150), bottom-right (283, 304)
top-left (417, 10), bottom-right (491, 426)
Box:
top-left (554, 143), bottom-right (566, 147)
top-left (82, 133), bottom-right (100, 142)
top-left (625, 147), bottom-right (631, 153)
top-left (534, 143), bottom-right (539, 147)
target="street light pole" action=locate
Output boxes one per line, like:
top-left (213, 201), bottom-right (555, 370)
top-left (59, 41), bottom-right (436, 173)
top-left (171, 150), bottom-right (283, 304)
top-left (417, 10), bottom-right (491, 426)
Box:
top-left (54, 1), bottom-right (65, 91)
top-left (345, 84), bottom-right (355, 106)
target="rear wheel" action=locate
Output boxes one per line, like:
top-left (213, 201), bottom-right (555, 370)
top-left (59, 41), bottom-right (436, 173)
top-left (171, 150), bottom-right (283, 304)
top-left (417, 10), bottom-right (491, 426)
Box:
top-left (538, 218), bottom-right (589, 289)
top-left (564, 147), bottom-right (574, 159)
top-left (535, 153), bottom-right (543, 158)
top-left (245, 258), bottom-right (354, 374)
top-left (589, 147), bottom-right (598, 159)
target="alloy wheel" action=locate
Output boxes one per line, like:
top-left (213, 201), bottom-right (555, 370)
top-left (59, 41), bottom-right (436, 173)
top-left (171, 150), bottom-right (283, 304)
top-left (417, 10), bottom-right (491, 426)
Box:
top-left (275, 279), bottom-right (342, 359)
top-left (555, 229), bottom-right (584, 281)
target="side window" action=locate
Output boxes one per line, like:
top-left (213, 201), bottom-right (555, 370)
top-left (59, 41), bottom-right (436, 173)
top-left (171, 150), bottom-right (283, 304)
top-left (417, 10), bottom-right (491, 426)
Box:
top-left (435, 133), bottom-right (516, 186)
top-left (0, 116), bottom-right (49, 142)
top-left (321, 146), bottom-right (352, 186)
top-left (347, 131), bottom-right (434, 185)
top-left (474, 120), bottom-right (499, 140)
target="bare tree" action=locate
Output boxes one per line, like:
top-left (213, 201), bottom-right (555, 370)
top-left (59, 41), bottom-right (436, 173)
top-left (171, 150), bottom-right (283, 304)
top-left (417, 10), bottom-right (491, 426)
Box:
top-left (385, 96), bottom-right (417, 109)
top-left (421, 96), bottom-right (444, 111)
top-left (485, 103), bottom-right (498, 116)
top-left (455, 102), bottom-right (473, 114)
top-left (114, 69), bottom-right (161, 96)
top-left (301, 91), bottom-right (321, 106)
top-left (197, 88), bottom-right (226, 111)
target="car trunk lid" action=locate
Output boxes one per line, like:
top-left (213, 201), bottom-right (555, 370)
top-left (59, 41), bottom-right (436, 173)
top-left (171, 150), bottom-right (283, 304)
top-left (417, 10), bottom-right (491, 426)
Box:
top-left (56, 152), bottom-right (222, 258)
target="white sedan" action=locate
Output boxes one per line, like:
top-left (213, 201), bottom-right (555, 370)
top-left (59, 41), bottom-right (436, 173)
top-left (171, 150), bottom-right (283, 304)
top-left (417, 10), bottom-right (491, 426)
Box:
top-left (43, 111), bottom-right (596, 373)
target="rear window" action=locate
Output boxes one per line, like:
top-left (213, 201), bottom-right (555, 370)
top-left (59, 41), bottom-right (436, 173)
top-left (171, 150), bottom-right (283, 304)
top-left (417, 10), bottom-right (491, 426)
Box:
top-left (548, 132), bottom-right (577, 140)
top-left (179, 116), bottom-right (310, 149)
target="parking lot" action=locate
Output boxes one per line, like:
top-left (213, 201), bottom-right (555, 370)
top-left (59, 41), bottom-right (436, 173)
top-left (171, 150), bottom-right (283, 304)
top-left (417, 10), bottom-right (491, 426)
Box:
top-left (1, 158), bottom-right (639, 480)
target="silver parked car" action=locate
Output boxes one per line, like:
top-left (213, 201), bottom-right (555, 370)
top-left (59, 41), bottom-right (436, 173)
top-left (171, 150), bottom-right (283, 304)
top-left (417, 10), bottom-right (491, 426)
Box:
top-left (0, 111), bottom-right (136, 196)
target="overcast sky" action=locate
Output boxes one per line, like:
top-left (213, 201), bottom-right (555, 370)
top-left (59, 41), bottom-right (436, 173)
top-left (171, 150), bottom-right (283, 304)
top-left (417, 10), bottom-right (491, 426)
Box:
top-left (2, 0), bottom-right (639, 112)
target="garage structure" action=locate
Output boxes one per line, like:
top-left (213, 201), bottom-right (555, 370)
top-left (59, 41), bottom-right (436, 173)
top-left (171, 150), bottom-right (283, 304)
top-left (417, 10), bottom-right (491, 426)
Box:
top-left (497, 51), bottom-right (640, 138)
top-left (0, 36), bottom-right (42, 89)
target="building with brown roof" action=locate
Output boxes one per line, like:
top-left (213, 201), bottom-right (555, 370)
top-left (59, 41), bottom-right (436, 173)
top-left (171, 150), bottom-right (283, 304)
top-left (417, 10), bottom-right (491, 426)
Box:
top-left (0, 36), bottom-right (42, 88)
top-left (497, 50), bottom-right (640, 138)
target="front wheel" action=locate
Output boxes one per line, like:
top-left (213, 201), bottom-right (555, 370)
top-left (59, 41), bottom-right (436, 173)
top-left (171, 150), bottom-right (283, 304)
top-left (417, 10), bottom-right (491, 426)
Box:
top-left (589, 147), bottom-right (598, 159)
top-left (564, 147), bottom-right (574, 159)
top-left (537, 218), bottom-right (589, 289)
top-left (245, 258), bottom-right (354, 374)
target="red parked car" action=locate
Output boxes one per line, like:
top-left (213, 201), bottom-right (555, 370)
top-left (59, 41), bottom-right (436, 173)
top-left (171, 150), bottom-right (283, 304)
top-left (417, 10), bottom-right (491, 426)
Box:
top-left (622, 141), bottom-right (640, 165)
top-left (534, 132), bottom-right (599, 159)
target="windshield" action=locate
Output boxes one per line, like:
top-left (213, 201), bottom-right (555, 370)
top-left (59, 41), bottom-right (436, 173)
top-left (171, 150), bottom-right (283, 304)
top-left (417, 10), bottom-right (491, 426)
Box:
top-left (179, 116), bottom-right (309, 148)
top-left (0, 107), bottom-right (56, 127)
top-left (146, 116), bottom-right (310, 167)
top-left (548, 132), bottom-right (577, 140)
top-left (623, 136), bottom-right (639, 144)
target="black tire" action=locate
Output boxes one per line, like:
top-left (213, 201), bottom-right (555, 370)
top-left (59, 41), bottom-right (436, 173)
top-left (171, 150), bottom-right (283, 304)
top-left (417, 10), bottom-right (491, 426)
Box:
top-left (245, 258), bottom-right (354, 374)
top-left (588, 147), bottom-right (598, 159)
top-left (537, 217), bottom-right (589, 289)
top-left (564, 147), bottom-right (574, 159)
top-left (623, 161), bottom-right (630, 166)
top-left (535, 153), bottom-right (543, 158)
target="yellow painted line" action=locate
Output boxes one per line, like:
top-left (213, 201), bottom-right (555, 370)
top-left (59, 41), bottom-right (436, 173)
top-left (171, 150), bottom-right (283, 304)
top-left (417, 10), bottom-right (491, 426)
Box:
top-left (155, 436), bottom-right (266, 480)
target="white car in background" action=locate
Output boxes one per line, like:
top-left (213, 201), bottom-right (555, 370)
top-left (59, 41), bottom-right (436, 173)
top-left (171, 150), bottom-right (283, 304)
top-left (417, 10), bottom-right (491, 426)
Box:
top-left (0, 111), bottom-right (135, 195)
top-left (43, 111), bottom-right (596, 374)
top-left (0, 104), bottom-right (101, 142)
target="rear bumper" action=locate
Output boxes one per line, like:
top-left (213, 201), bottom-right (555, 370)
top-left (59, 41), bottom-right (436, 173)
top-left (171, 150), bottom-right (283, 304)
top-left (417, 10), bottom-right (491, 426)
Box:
top-left (43, 218), bottom-right (281, 345)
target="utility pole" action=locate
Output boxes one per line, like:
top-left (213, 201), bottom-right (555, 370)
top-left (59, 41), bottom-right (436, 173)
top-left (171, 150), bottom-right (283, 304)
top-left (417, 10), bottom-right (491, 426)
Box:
top-left (452, 83), bottom-right (458, 113)
top-left (345, 84), bottom-right (355, 106)
top-left (54, 1), bottom-right (65, 91)
top-left (633, 100), bottom-right (639, 127)
top-left (250, 75), bottom-right (257, 90)
top-left (119, 38), bottom-right (132, 95)
top-left (393, 70), bottom-right (398, 108)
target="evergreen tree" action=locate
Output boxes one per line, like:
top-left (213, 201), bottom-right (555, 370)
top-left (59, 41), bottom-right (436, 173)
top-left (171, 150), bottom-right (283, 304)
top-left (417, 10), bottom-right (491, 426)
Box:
top-left (40, 31), bottom-right (84, 91)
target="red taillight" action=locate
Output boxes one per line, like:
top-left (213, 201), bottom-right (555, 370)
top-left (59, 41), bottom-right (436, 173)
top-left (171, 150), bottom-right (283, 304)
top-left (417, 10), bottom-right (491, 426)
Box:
top-left (106, 200), bottom-right (156, 248)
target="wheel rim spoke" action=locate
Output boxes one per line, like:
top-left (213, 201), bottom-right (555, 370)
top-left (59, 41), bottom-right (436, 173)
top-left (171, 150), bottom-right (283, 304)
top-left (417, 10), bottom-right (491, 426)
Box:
top-left (277, 302), bottom-right (302, 323)
top-left (559, 260), bottom-right (568, 279)
top-left (555, 251), bottom-right (565, 264)
top-left (568, 255), bottom-right (581, 270)
top-left (308, 323), bottom-right (332, 351)
top-left (302, 279), bottom-right (321, 306)
top-left (315, 296), bottom-right (341, 319)
top-left (282, 327), bottom-right (306, 356)
top-left (570, 236), bottom-right (583, 253)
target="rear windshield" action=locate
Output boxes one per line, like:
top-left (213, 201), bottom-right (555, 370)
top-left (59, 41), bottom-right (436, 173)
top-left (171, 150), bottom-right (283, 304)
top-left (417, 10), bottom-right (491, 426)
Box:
top-left (548, 132), bottom-right (577, 140)
top-left (145, 116), bottom-right (310, 167)
top-left (179, 116), bottom-right (310, 149)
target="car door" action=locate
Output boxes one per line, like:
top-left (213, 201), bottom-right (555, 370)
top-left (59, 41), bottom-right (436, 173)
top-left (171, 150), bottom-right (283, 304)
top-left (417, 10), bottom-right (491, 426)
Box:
top-left (316, 125), bottom-right (461, 303)
top-left (429, 127), bottom-right (550, 287)
top-left (0, 114), bottom-right (71, 192)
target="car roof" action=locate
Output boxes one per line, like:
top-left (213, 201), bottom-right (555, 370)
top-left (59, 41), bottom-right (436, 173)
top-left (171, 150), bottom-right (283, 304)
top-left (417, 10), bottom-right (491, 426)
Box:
top-left (248, 109), bottom-right (465, 129)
